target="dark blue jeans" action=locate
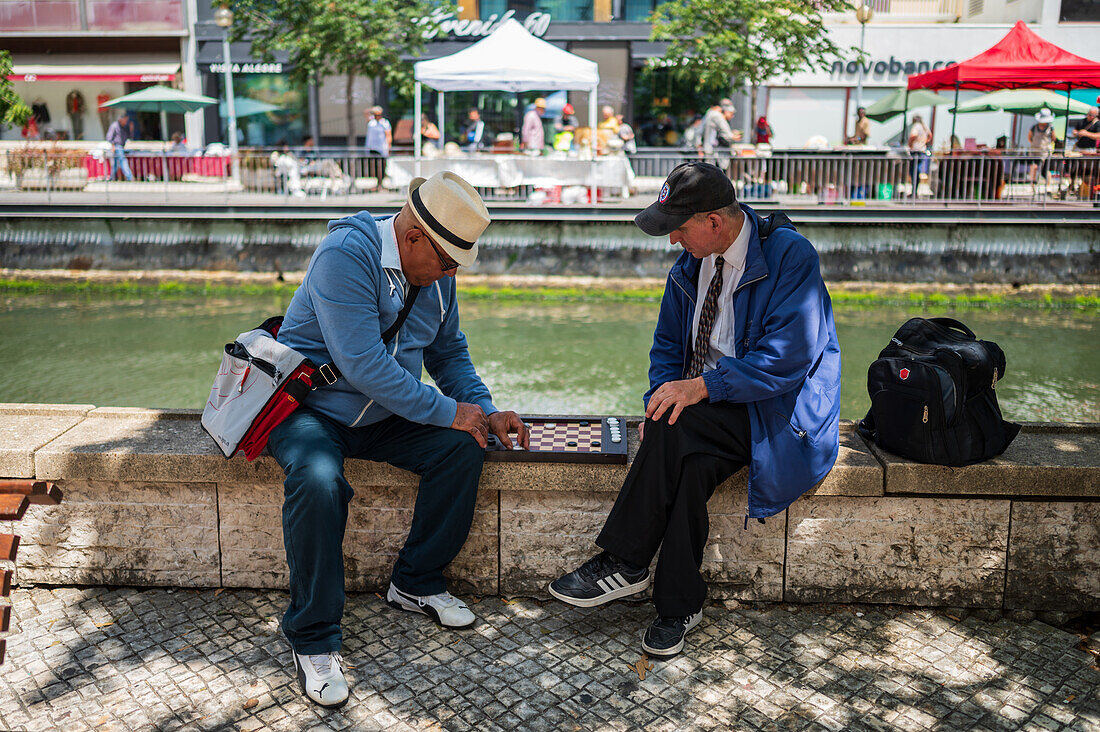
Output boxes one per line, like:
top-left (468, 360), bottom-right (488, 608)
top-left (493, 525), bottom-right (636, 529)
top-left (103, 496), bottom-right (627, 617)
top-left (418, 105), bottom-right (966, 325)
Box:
top-left (267, 407), bottom-right (484, 654)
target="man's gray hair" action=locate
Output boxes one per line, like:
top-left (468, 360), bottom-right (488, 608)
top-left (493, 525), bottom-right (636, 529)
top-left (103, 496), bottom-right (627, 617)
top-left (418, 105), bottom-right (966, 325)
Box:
top-left (693, 201), bottom-right (741, 223)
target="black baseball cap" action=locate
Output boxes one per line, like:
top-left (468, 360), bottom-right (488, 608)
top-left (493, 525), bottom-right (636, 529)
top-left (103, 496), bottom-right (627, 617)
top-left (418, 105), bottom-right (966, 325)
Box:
top-left (634, 162), bottom-right (736, 237)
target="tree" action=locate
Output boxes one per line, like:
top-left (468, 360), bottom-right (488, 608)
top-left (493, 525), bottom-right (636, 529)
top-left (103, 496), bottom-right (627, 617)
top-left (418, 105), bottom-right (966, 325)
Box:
top-left (0, 51), bottom-right (31, 128)
top-left (650, 0), bottom-right (855, 135)
top-left (220, 0), bottom-right (450, 146)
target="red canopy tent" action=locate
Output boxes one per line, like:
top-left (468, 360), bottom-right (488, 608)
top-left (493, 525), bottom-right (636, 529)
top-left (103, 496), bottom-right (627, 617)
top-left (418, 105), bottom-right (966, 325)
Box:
top-left (905, 21), bottom-right (1100, 141)
top-left (908, 21), bottom-right (1100, 92)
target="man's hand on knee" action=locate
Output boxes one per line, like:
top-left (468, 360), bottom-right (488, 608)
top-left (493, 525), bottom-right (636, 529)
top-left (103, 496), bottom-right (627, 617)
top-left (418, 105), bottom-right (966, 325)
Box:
top-left (451, 402), bottom-right (490, 447)
top-left (645, 377), bottom-right (709, 426)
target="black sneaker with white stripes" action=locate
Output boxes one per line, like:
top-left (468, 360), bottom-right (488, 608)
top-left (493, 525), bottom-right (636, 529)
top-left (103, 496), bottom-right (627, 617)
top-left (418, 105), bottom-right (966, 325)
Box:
top-left (641, 610), bottom-right (703, 659)
top-left (548, 551), bottom-right (651, 607)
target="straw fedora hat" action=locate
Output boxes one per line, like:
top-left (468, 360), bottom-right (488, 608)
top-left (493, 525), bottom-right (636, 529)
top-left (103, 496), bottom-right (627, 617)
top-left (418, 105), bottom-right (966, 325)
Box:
top-left (407, 171), bottom-right (490, 268)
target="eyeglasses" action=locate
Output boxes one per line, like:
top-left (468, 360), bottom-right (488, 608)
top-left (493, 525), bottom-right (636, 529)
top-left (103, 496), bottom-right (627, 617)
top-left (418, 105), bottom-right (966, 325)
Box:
top-left (420, 229), bottom-right (460, 272)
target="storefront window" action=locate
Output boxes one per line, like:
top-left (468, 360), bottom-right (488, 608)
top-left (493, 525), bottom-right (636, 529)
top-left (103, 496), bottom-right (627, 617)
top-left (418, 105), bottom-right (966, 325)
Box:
top-left (0, 0), bottom-right (81, 30)
top-left (212, 74), bottom-right (308, 147)
top-left (618, 0), bottom-right (657, 21)
top-left (0, 0), bottom-right (182, 31)
top-left (87, 0), bottom-right (183, 31)
top-left (1060, 0), bottom-right (1100, 20)
top-left (479, 0), bottom-right (593, 22)
top-left (631, 65), bottom-right (727, 147)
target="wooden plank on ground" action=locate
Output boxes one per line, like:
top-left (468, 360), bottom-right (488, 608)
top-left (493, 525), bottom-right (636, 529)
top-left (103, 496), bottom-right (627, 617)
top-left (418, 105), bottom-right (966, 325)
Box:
top-left (0, 570), bottom-right (10, 597)
top-left (0, 480), bottom-right (62, 505)
top-left (0, 495), bottom-right (27, 521)
top-left (0, 639), bottom-right (5, 666)
top-left (0, 535), bottom-right (18, 562)
top-left (0, 605), bottom-right (9, 633)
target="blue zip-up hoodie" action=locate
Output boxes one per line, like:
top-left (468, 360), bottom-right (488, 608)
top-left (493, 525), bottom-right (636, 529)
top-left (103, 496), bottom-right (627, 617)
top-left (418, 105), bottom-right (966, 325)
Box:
top-left (646, 204), bottom-right (841, 519)
top-left (277, 212), bottom-right (497, 428)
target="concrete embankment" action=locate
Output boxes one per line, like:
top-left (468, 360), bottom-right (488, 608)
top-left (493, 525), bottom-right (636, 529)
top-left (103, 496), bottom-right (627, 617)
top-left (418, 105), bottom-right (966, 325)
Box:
top-left (3, 404), bottom-right (1097, 613)
top-left (2, 210), bottom-right (1098, 283)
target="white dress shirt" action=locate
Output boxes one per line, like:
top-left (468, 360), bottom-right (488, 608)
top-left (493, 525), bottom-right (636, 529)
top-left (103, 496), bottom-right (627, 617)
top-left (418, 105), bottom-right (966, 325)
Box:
top-left (691, 216), bottom-right (750, 372)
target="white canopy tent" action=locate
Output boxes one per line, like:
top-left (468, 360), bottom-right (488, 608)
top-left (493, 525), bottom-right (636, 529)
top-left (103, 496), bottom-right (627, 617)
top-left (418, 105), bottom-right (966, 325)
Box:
top-left (413, 19), bottom-right (601, 201)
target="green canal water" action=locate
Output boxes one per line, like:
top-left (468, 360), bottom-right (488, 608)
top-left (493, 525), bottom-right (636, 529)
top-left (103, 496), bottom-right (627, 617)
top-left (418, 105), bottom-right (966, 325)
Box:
top-left (1, 292), bottom-right (1096, 422)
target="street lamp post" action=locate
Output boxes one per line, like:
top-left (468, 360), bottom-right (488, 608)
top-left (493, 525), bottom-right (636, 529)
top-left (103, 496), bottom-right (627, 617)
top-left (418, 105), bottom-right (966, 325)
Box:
top-left (214, 5), bottom-right (240, 186)
top-left (854, 4), bottom-right (874, 112)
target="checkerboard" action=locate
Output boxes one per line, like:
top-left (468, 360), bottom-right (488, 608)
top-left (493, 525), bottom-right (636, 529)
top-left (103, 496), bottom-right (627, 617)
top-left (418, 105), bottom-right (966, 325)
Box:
top-left (484, 416), bottom-right (628, 464)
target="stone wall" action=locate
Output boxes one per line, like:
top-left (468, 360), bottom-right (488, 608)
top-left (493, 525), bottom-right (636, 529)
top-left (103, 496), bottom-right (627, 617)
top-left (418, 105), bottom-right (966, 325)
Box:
top-left (2, 404), bottom-right (1098, 611)
top-left (2, 216), bottom-right (1098, 283)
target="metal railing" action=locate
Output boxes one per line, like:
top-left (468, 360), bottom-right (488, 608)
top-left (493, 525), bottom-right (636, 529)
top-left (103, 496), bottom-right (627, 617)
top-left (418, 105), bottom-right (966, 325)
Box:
top-left (625, 149), bottom-right (1100, 207)
top-left (3, 146), bottom-right (1097, 208)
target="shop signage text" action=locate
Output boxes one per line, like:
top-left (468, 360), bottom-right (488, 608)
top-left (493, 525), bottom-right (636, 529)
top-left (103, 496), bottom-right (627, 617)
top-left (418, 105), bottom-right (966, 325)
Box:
top-left (831, 56), bottom-right (955, 78)
top-left (207, 62), bottom-right (283, 74)
top-left (417, 9), bottom-right (551, 40)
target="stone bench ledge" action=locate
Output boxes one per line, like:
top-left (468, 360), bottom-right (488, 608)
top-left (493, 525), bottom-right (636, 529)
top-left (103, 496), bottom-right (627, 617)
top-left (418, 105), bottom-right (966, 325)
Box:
top-left (25, 407), bottom-right (881, 497)
top-left (0, 403), bottom-right (96, 479)
top-left (868, 423), bottom-right (1100, 497)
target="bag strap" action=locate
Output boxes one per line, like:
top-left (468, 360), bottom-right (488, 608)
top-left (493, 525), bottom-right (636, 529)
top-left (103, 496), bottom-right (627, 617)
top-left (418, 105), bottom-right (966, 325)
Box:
top-left (312, 284), bottom-right (422, 389)
top-left (758, 212), bottom-right (793, 240)
top-left (928, 317), bottom-right (976, 339)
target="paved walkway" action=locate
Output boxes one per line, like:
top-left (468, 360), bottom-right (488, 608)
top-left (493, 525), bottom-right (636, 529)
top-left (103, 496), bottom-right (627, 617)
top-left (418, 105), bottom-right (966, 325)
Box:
top-left (1, 587), bottom-right (1097, 731)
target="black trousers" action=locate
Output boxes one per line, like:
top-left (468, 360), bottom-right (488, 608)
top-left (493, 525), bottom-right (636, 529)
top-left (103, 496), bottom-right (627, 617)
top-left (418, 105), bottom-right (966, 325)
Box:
top-left (596, 401), bottom-right (751, 617)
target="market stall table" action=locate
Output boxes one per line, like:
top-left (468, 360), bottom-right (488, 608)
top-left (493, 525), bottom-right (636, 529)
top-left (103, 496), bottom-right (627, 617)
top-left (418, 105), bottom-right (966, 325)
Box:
top-left (85, 154), bottom-right (230, 181)
top-left (387, 154), bottom-right (635, 195)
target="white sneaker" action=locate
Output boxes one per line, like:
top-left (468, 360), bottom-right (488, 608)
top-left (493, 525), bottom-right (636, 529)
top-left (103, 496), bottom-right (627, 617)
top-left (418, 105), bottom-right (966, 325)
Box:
top-left (386, 582), bottom-right (476, 628)
top-left (292, 651), bottom-right (349, 708)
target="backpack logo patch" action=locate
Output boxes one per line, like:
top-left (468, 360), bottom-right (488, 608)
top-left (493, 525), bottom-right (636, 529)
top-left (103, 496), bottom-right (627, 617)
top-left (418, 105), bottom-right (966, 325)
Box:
top-left (899, 368), bottom-right (910, 380)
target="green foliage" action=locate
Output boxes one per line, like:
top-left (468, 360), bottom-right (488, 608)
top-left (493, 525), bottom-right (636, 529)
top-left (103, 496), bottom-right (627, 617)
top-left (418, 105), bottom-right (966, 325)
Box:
top-left (649, 0), bottom-right (855, 92)
top-left (219, 0), bottom-right (451, 96)
top-left (2, 278), bottom-right (1094, 312)
top-left (0, 51), bottom-right (31, 127)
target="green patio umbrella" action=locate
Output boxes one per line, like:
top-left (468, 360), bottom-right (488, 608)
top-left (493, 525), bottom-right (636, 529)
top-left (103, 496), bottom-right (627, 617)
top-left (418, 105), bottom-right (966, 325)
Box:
top-left (219, 97), bottom-right (282, 118)
top-left (102, 86), bottom-right (218, 140)
top-left (951, 88), bottom-right (1092, 116)
top-left (865, 88), bottom-right (951, 122)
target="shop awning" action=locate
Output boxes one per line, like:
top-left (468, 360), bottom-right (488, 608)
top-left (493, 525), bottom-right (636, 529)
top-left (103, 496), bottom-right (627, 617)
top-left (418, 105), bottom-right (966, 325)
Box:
top-left (8, 63), bottom-right (180, 83)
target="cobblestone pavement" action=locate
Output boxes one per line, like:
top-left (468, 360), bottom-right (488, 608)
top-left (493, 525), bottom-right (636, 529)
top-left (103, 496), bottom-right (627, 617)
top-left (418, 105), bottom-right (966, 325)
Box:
top-left (1, 587), bottom-right (1098, 732)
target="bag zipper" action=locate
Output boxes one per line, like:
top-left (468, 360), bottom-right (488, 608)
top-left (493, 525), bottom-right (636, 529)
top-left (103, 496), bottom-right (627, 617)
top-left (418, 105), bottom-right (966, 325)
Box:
top-left (776, 411), bottom-right (807, 439)
top-left (922, 405), bottom-right (929, 423)
top-left (226, 342), bottom-right (278, 379)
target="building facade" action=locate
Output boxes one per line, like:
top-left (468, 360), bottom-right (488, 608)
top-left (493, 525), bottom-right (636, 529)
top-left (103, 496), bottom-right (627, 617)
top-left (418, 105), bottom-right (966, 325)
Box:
top-left (1, 0), bottom-right (200, 142)
top-left (3, 0), bottom-right (1097, 149)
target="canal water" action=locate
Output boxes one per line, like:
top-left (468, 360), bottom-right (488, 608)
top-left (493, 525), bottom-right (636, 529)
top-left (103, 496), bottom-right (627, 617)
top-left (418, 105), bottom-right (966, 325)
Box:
top-left (1, 292), bottom-right (1095, 422)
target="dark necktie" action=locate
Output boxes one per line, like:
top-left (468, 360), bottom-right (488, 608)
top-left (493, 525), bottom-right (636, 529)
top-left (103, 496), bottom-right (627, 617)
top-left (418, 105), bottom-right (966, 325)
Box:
top-left (687, 256), bottom-right (724, 379)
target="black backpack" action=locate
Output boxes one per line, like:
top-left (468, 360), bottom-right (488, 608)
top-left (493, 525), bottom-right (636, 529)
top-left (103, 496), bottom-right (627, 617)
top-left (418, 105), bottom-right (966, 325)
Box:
top-left (857, 317), bottom-right (1020, 466)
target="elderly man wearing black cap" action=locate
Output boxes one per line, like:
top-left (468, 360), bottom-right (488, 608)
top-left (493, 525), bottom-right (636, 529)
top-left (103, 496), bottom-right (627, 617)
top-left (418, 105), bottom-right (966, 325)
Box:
top-left (550, 162), bottom-right (841, 659)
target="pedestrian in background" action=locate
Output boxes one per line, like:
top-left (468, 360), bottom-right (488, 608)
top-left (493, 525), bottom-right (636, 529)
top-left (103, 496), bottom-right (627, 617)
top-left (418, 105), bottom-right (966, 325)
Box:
top-left (463, 109), bottom-right (486, 151)
top-left (1028, 108), bottom-right (1056, 186)
top-left (845, 107), bottom-right (870, 145)
top-left (364, 106), bottom-right (392, 191)
top-left (907, 114), bottom-right (932, 196)
top-left (420, 113), bottom-right (441, 151)
top-left (106, 112), bottom-right (134, 182)
top-left (617, 114), bottom-right (637, 154)
top-left (522, 98), bottom-right (546, 154)
top-left (753, 116), bottom-right (774, 145)
top-left (701, 99), bottom-right (740, 166)
top-left (553, 103), bottom-right (579, 151)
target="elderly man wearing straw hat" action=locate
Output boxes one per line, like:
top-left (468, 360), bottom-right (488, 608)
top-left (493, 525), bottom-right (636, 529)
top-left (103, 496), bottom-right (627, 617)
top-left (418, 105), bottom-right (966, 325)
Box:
top-left (268, 171), bottom-right (529, 708)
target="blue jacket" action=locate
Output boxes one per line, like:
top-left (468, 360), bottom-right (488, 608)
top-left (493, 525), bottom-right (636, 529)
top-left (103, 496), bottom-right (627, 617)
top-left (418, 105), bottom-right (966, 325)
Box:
top-left (277, 212), bottom-right (496, 428)
top-left (646, 205), bottom-right (841, 518)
